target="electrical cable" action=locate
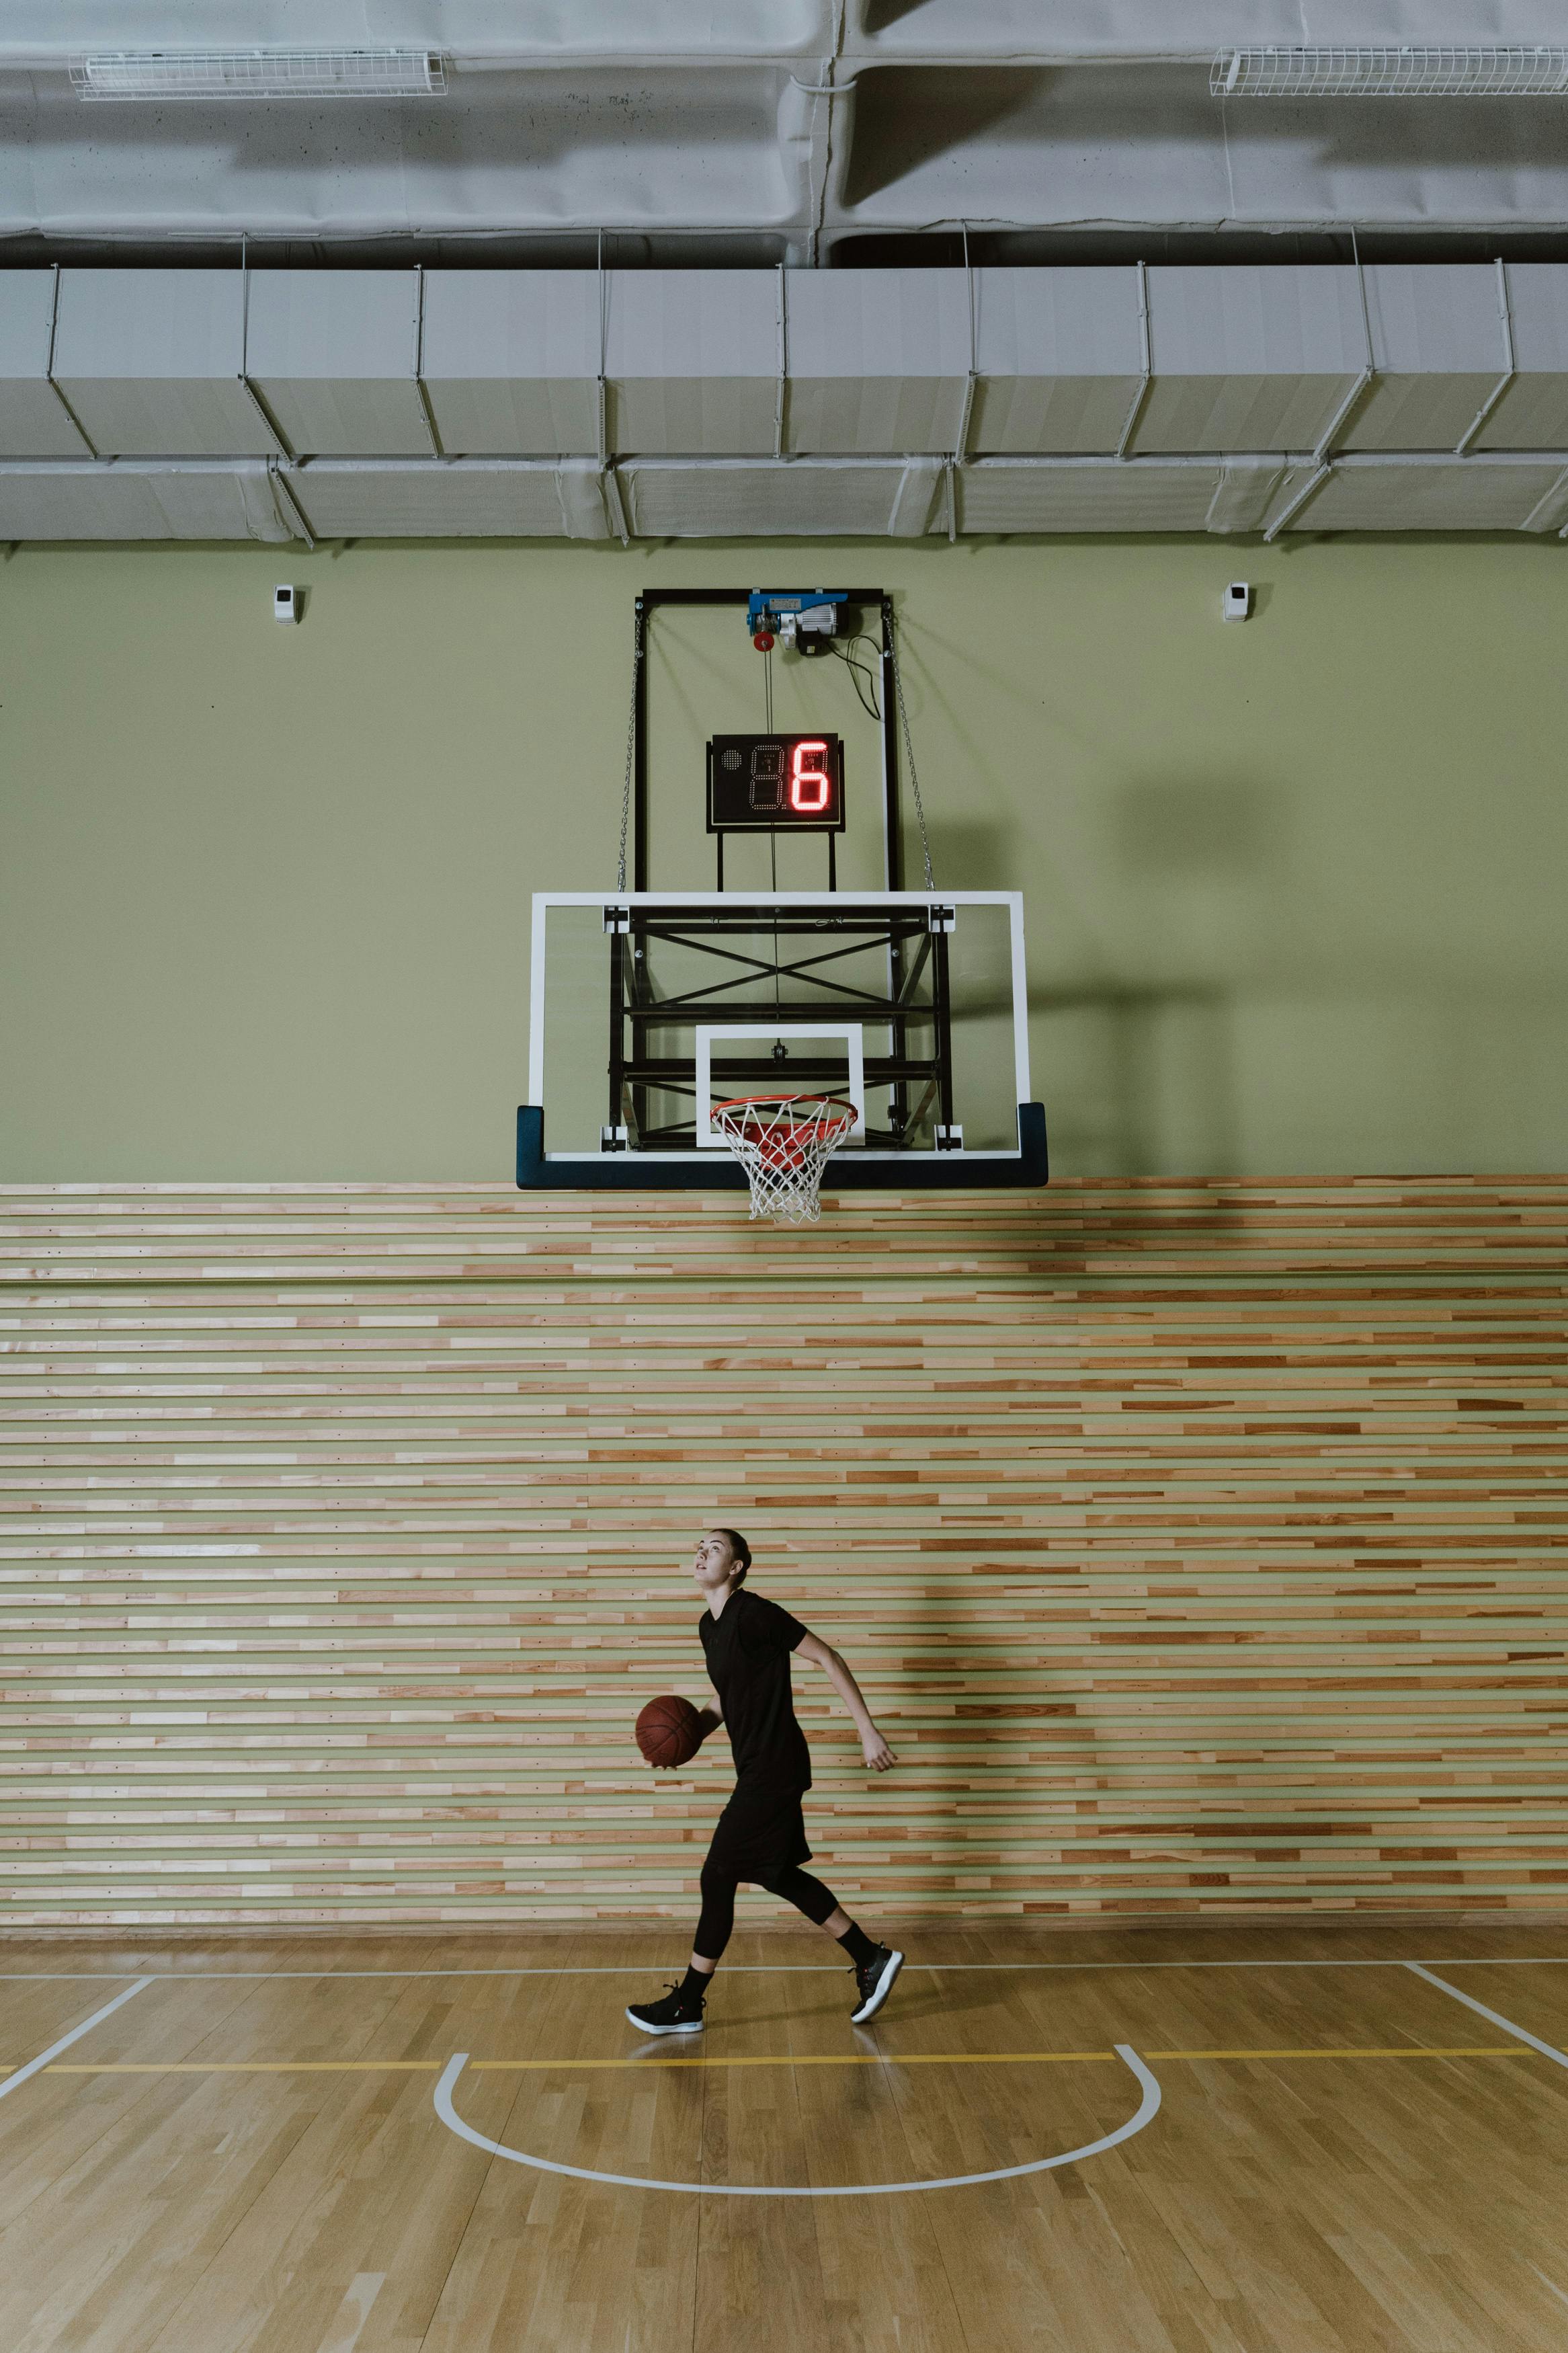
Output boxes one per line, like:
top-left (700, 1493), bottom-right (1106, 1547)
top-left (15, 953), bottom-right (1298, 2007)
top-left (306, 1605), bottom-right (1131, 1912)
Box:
top-left (828, 634), bottom-right (881, 722)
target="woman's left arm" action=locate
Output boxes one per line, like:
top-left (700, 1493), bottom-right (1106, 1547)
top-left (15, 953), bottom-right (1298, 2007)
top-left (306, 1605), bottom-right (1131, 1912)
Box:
top-left (794, 1630), bottom-right (896, 1771)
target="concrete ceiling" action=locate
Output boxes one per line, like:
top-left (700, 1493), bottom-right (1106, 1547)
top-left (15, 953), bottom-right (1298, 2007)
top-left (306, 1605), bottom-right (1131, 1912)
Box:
top-left (2, 5), bottom-right (1568, 262)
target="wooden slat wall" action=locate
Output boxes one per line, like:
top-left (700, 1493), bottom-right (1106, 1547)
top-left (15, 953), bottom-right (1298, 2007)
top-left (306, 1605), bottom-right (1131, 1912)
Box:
top-left (0, 1178), bottom-right (1564, 1928)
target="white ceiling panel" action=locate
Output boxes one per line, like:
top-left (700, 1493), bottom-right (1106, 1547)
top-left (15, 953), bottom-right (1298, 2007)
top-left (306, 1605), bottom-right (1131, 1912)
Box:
top-left (420, 272), bottom-right (600, 454)
top-left (0, 458), bottom-right (290, 540)
top-left (970, 268), bottom-right (1143, 454)
top-left (1477, 265), bottom-right (1568, 452)
top-left (843, 1), bottom-right (1549, 58)
top-left (51, 270), bottom-right (274, 457)
top-left (0, 273), bottom-right (91, 458)
top-left (785, 272), bottom-right (971, 454)
top-left (285, 458), bottom-right (611, 538)
top-left (1284, 454), bottom-right (1566, 532)
top-left (1, 3), bottom-right (1560, 67)
top-left (620, 456), bottom-right (942, 535)
top-left (607, 271), bottom-right (779, 454)
top-left (1134, 267), bottom-right (1367, 455)
top-left (0, 67), bottom-right (793, 244)
top-left (245, 272), bottom-right (430, 456)
top-left (838, 58), bottom-right (1568, 239)
top-left (5, 22), bottom-right (1568, 257)
top-left (1337, 266), bottom-right (1511, 452)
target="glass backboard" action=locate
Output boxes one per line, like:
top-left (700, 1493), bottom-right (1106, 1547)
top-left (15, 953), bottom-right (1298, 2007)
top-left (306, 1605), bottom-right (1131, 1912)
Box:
top-left (521, 891), bottom-right (1045, 1188)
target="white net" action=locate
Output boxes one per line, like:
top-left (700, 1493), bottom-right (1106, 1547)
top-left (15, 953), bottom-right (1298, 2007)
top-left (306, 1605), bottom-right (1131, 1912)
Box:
top-left (711, 1094), bottom-right (858, 1226)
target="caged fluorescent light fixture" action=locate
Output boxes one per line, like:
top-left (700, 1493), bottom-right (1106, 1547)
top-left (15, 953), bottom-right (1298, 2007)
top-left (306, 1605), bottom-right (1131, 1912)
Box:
top-left (71, 50), bottom-right (448, 101)
top-left (1212, 46), bottom-right (1568, 98)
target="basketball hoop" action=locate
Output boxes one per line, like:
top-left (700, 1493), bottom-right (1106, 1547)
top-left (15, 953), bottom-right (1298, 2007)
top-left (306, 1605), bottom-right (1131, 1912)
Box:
top-left (710, 1092), bottom-right (858, 1225)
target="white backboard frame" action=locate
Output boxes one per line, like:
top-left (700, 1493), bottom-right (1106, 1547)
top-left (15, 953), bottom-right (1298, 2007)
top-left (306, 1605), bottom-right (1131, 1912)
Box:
top-left (528, 889), bottom-right (1031, 1164)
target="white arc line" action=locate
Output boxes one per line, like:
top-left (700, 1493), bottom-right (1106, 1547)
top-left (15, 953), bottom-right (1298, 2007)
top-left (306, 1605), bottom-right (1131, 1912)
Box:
top-left (1404, 1964), bottom-right (1568, 2071)
top-left (0, 1980), bottom-right (151, 2104)
top-left (434, 2043), bottom-right (1161, 2197)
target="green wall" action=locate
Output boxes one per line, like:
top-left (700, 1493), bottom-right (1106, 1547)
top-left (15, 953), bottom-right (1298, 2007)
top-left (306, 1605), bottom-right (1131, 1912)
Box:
top-left (2, 535), bottom-right (1565, 1180)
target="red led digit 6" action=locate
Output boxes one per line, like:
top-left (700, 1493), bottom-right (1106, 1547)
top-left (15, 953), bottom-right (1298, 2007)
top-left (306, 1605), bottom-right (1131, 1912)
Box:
top-left (790, 738), bottom-right (830, 813)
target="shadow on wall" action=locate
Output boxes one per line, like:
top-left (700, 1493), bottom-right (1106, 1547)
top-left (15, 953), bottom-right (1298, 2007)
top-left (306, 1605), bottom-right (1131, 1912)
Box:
top-left (1113, 774), bottom-right (1289, 879)
top-left (920, 815), bottom-right (1015, 887)
top-left (1033, 982), bottom-right (1237, 1179)
top-left (1040, 770), bottom-right (1286, 1176)
top-left (921, 806), bottom-right (1249, 1176)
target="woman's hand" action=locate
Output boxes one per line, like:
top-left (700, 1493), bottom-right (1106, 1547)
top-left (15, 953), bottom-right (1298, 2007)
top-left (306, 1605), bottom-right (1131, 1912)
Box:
top-left (861, 1728), bottom-right (896, 1771)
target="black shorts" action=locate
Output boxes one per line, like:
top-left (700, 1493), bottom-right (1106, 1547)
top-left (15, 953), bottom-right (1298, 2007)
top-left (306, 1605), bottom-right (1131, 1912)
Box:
top-left (703, 1780), bottom-right (813, 1882)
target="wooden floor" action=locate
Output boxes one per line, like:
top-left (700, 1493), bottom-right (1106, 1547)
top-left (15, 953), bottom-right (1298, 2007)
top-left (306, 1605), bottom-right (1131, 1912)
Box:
top-left (0, 1925), bottom-right (1565, 2352)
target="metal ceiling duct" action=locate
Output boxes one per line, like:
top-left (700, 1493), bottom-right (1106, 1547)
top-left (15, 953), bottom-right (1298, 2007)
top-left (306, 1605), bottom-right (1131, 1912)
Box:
top-left (0, 458), bottom-right (291, 539)
top-left (1, 264), bottom-right (1568, 539)
top-left (51, 270), bottom-right (274, 457)
top-left (1282, 452), bottom-right (1568, 534)
top-left (969, 268), bottom-right (1143, 455)
top-left (955, 456), bottom-right (1298, 536)
top-left (620, 457), bottom-right (944, 536)
top-left (1338, 266), bottom-right (1513, 452)
top-left (1131, 268), bottom-right (1368, 456)
top-left (286, 458), bottom-right (610, 539)
top-left (607, 272), bottom-right (780, 454)
top-left (782, 271), bottom-right (972, 456)
top-left (1471, 266), bottom-right (1568, 450)
top-left (0, 274), bottom-right (92, 457)
top-left (245, 272), bottom-right (431, 457)
top-left (420, 273), bottom-right (600, 456)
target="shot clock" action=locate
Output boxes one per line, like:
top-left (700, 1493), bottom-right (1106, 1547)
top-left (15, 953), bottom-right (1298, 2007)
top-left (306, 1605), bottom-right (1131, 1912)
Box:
top-left (706, 733), bottom-right (845, 834)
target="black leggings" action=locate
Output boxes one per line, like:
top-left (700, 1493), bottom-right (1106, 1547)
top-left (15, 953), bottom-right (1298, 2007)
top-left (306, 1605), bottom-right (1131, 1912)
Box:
top-left (696, 1857), bottom-right (839, 1960)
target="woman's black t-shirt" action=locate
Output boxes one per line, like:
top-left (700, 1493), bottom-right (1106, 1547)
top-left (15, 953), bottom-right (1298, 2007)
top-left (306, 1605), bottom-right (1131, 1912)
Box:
top-left (699, 1588), bottom-right (812, 1793)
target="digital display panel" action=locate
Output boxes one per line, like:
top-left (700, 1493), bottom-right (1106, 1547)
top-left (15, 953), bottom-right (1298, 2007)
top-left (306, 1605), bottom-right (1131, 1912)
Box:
top-left (706, 733), bottom-right (844, 833)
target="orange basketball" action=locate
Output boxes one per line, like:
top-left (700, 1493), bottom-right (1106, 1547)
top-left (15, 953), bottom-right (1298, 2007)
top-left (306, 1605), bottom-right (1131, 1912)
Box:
top-left (636, 1693), bottom-right (702, 1769)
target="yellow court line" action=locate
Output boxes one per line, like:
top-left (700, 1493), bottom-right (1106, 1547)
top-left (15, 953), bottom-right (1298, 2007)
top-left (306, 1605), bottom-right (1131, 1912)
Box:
top-left (473, 2046), bottom-right (1530, 2069)
top-left (0, 2044), bottom-right (1534, 2077)
top-left (1145, 2047), bottom-right (1530, 2062)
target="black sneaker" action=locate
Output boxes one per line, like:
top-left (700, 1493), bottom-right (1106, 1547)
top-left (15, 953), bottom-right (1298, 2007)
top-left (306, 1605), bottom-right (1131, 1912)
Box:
top-left (626, 1981), bottom-right (706, 2036)
top-left (850, 1944), bottom-right (903, 2025)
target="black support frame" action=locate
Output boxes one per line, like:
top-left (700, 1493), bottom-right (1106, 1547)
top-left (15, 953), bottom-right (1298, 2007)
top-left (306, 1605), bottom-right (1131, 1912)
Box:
top-left (606, 902), bottom-right (955, 1152)
top-left (631, 587), bottom-right (901, 895)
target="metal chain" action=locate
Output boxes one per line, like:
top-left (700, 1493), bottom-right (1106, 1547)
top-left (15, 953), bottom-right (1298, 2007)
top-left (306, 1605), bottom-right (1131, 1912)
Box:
top-left (615, 607), bottom-right (643, 893)
top-left (888, 614), bottom-right (935, 890)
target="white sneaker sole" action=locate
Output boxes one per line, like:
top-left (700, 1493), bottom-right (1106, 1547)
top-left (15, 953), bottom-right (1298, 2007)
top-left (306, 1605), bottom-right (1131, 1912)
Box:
top-left (625, 2007), bottom-right (704, 2036)
top-left (851, 1948), bottom-right (904, 2025)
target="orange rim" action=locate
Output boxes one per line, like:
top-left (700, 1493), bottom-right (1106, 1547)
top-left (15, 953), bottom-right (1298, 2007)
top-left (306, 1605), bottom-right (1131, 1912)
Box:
top-left (712, 1094), bottom-right (858, 1166)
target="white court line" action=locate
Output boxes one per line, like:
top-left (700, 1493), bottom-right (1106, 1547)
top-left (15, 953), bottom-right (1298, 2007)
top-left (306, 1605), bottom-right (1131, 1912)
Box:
top-left (0, 1956), bottom-right (1564, 1982)
top-left (1529, 2266), bottom-right (1568, 2313)
top-left (434, 2043), bottom-right (1161, 2197)
top-left (0, 1980), bottom-right (151, 2105)
top-left (1404, 1963), bottom-right (1568, 2072)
